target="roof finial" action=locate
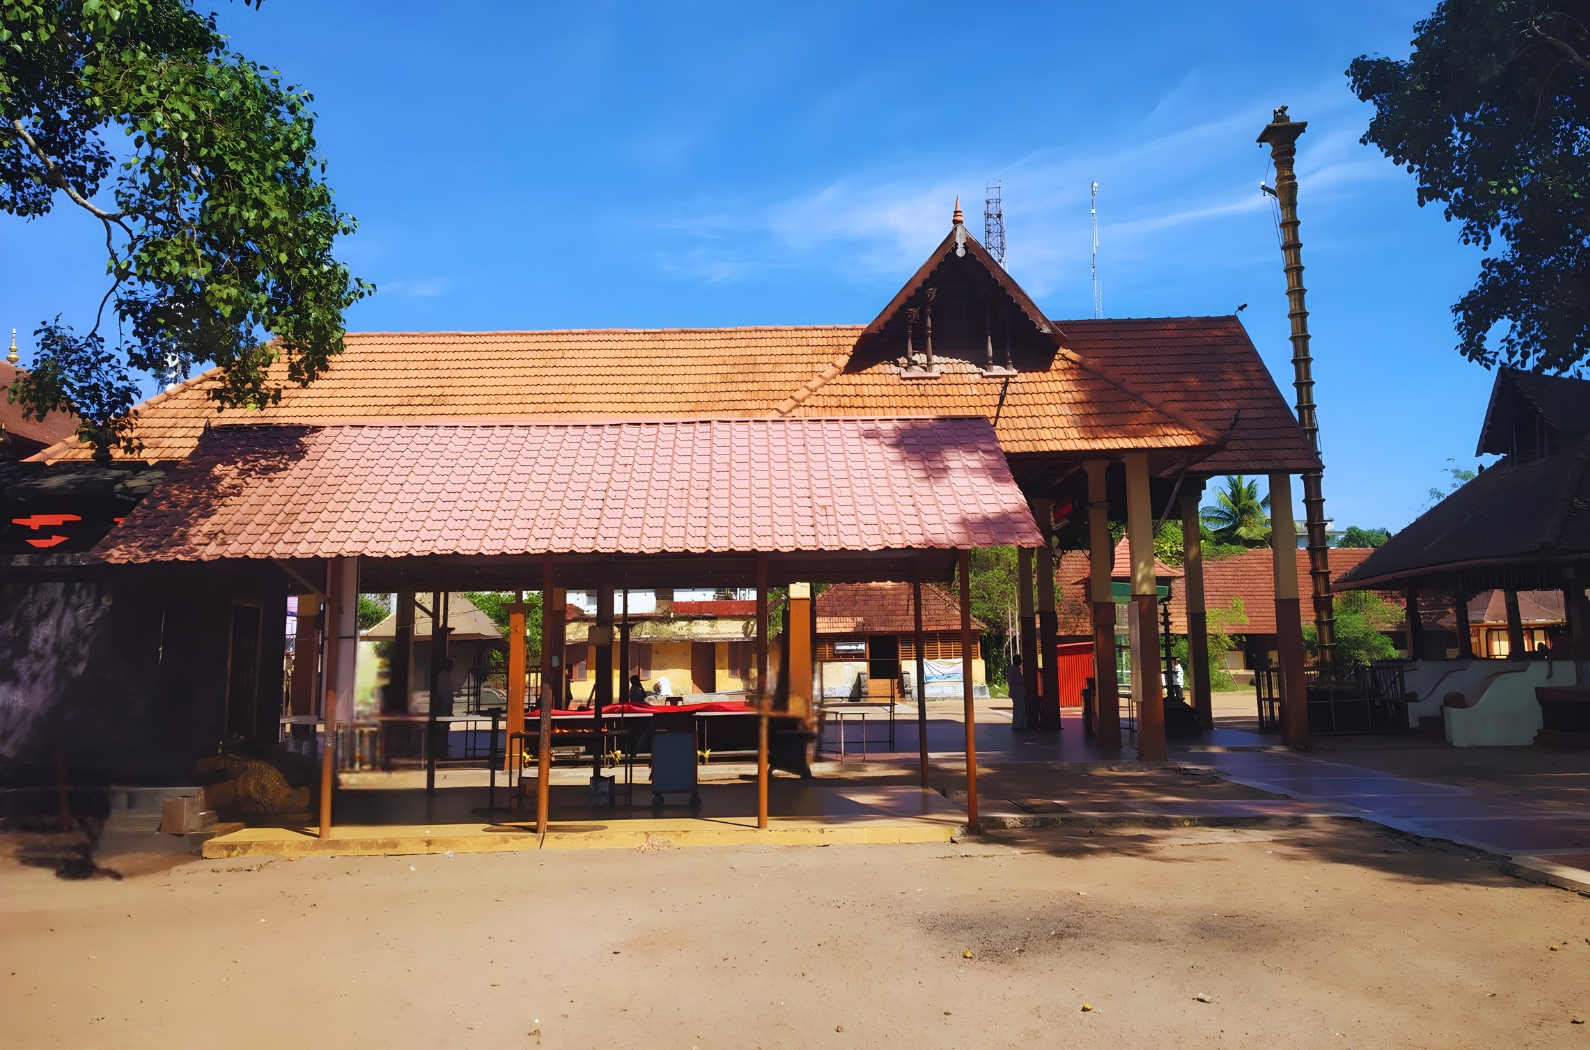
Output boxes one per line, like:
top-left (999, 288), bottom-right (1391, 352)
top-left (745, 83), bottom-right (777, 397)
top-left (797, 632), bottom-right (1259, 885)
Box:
top-left (5, 329), bottom-right (17, 366)
top-left (952, 196), bottom-right (963, 226)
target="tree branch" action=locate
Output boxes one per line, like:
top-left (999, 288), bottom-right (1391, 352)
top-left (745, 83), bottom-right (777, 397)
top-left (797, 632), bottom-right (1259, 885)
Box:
top-left (1532, 25), bottom-right (1590, 74)
top-left (8, 119), bottom-right (132, 225)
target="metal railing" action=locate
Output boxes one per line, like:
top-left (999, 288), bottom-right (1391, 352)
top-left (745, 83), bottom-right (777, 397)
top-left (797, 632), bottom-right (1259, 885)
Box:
top-left (1254, 660), bottom-right (1408, 735)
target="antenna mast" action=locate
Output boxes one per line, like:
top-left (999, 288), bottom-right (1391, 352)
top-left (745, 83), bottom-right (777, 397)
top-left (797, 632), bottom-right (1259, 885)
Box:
top-left (1090, 181), bottom-right (1102, 319)
top-left (983, 183), bottom-right (1005, 266)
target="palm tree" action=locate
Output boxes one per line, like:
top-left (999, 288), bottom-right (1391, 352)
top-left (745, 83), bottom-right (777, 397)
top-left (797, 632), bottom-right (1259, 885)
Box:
top-left (1202, 475), bottom-right (1271, 547)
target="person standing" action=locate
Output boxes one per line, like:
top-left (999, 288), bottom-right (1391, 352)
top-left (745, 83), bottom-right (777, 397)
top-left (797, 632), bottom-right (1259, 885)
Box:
top-left (431, 658), bottom-right (455, 761)
top-left (1007, 653), bottom-right (1028, 730)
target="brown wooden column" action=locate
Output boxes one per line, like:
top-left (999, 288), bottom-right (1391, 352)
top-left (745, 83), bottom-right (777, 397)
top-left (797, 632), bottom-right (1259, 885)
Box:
top-left (787, 583), bottom-right (813, 722)
top-left (959, 550), bottom-right (980, 832)
top-left (913, 578), bottom-right (930, 787)
top-left (506, 591), bottom-right (526, 771)
top-left (1404, 587), bottom-right (1426, 661)
top-left (1126, 455), bottom-right (1166, 760)
top-left (1505, 589), bottom-right (1526, 658)
top-left (1032, 499), bottom-right (1061, 730)
top-left (538, 559), bottom-right (555, 835)
top-left (291, 594), bottom-right (321, 717)
top-left (1564, 572), bottom-right (1590, 659)
top-left (426, 591), bottom-right (450, 797)
top-left (1084, 460), bottom-right (1121, 748)
top-left (1269, 472), bottom-right (1310, 747)
top-left (1016, 547), bottom-right (1040, 727)
top-left (386, 590), bottom-right (413, 715)
top-left (319, 556), bottom-right (358, 839)
top-left (1181, 488), bottom-right (1213, 730)
top-left (756, 554), bottom-right (769, 830)
top-left (1454, 590), bottom-right (1474, 660)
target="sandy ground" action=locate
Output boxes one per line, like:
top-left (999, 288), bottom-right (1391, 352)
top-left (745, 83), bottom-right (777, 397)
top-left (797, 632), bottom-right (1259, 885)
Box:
top-left (3, 820), bottom-right (1587, 1049)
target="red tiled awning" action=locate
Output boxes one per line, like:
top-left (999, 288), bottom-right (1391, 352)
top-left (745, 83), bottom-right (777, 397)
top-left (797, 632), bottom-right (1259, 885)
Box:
top-left (96, 417), bottom-right (1043, 563)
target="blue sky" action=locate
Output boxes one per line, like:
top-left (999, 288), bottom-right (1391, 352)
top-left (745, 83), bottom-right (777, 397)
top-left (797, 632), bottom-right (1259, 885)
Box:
top-left (1, 1), bottom-right (1496, 529)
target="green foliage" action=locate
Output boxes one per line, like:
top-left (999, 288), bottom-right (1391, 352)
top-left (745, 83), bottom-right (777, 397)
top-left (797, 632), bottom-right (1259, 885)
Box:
top-left (1, 0), bottom-right (370, 457)
top-left (968, 546), bottom-right (1017, 686)
top-left (1201, 476), bottom-right (1271, 548)
top-left (1305, 591), bottom-right (1402, 666)
top-left (463, 591), bottom-right (541, 660)
top-left (1348, 2), bottom-right (1590, 373)
top-left (355, 594), bottom-right (390, 632)
top-left (1171, 595), bottom-right (1247, 692)
top-left (6, 319), bottom-right (139, 461)
top-left (1337, 526), bottom-right (1392, 548)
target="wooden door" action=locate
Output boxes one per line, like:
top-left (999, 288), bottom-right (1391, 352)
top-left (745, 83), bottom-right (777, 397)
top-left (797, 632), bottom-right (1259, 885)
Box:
top-left (691, 642), bottom-right (717, 695)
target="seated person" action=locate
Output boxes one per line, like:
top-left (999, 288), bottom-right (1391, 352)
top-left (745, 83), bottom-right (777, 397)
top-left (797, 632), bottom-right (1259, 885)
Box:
top-left (627, 674), bottom-right (651, 705)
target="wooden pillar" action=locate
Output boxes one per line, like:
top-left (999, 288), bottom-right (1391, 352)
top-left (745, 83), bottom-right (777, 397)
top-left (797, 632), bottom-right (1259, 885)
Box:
top-left (1404, 587), bottom-right (1426, 661)
top-left (318, 556), bottom-right (358, 839)
top-left (1504, 588), bottom-right (1525, 658)
top-left (291, 594), bottom-right (321, 716)
top-left (1454, 590), bottom-right (1474, 660)
top-left (1181, 488), bottom-right (1213, 729)
top-left (506, 591), bottom-right (526, 770)
top-left (1126, 454), bottom-right (1166, 760)
top-left (913, 578), bottom-right (930, 788)
top-left (385, 590), bottom-right (413, 715)
top-left (756, 555), bottom-right (769, 830)
top-left (537, 559), bottom-right (555, 835)
top-left (426, 591), bottom-right (450, 797)
top-left (1269, 472), bottom-right (1310, 747)
top-left (959, 550), bottom-right (980, 832)
top-left (1016, 547), bottom-right (1040, 728)
top-left (1032, 499), bottom-right (1061, 730)
top-left (1084, 460), bottom-right (1121, 748)
top-left (1564, 572), bottom-right (1590, 660)
top-left (787, 583), bottom-right (812, 722)
top-left (619, 590), bottom-right (631, 697)
top-left (594, 586), bottom-right (614, 707)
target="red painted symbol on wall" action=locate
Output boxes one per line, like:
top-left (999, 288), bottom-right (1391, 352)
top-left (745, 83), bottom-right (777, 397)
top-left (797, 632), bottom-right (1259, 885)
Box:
top-left (25, 535), bottom-right (69, 549)
top-left (12, 514), bottom-right (82, 530)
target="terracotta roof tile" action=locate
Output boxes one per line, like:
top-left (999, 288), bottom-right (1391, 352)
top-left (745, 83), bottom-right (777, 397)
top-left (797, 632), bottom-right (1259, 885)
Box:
top-left (1055, 317), bottom-right (1321, 473)
top-left (1, 360), bottom-right (78, 448)
top-left (31, 320), bottom-right (1315, 474)
top-left (815, 581), bottom-right (983, 634)
top-left (96, 417), bottom-right (1043, 562)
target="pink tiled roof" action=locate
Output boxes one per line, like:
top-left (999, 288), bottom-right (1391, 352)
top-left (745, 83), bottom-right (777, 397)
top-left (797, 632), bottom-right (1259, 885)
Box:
top-left (95, 417), bottom-right (1044, 562)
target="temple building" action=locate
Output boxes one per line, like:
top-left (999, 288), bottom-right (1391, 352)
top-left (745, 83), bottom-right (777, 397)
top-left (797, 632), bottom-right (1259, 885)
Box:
top-left (0, 202), bottom-right (1323, 835)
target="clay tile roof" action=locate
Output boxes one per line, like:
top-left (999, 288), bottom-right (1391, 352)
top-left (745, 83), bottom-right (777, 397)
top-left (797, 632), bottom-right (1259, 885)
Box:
top-left (1067, 537), bottom-right (1183, 581)
top-left (31, 327), bottom-right (862, 464)
top-left (28, 318), bottom-right (1314, 472)
top-left (815, 581), bottom-right (983, 635)
top-left (1, 360), bottom-right (78, 449)
top-left (1053, 316), bottom-right (1321, 473)
top-left (1201, 547), bottom-right (1379, 635)
top-left (95, 417), bottom-right (1044, 562)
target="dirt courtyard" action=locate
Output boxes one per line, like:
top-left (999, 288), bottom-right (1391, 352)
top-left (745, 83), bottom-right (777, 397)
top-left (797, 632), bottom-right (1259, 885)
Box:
top-left (2, 820), bottom-right (1586, 1049)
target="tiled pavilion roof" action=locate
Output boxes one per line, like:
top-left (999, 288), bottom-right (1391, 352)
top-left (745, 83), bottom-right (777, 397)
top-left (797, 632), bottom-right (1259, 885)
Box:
top-left (95, 417), bottom-right (1044, 563)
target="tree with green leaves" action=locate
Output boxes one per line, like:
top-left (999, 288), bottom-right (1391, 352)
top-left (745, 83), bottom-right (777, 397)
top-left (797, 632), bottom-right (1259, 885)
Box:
top-left (1305, 591), bottom-right (1402, 666)
top-left (1201, 475), bottom-right (1271, 548)
top-left (1349, 2), bottom-right (1590, 373)
top-left (1337, 526), bottom-right (1392, 548)
top-left (1, 0), bottom-right (370, 462)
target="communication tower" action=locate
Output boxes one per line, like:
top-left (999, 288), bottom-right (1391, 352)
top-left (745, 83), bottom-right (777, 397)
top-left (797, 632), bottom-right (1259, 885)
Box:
top-left (983, 183), bottom-right (1005, 266)
top-left (1091, 181), bottom-right (1102, 319)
